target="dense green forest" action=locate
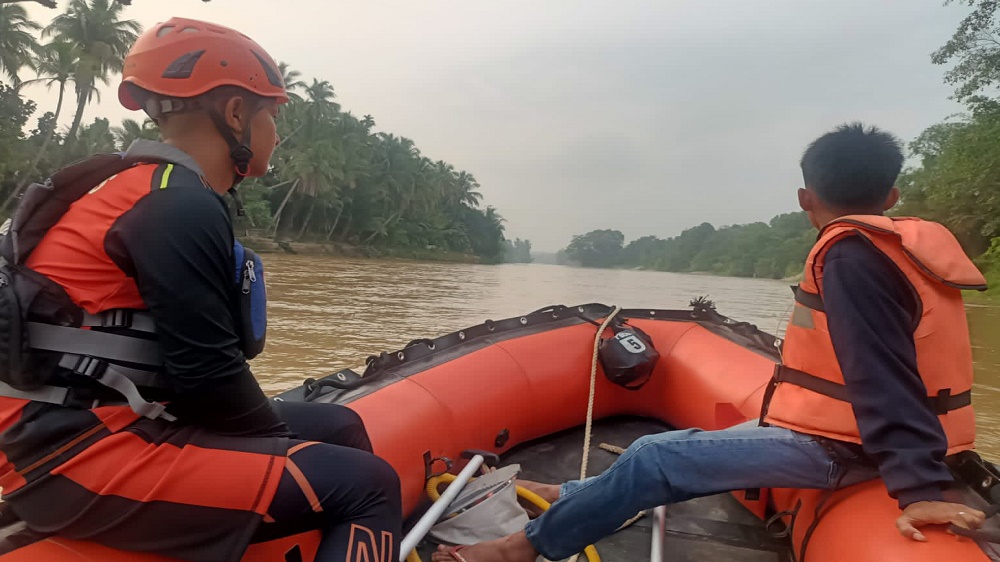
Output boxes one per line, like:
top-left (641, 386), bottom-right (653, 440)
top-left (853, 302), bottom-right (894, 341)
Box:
top-left (503, 238), bottom-right (533, 263)
top-left (0, 0), bottom-right (530, 264)
top-left (562, 213), bottom-right (815, 279)
top-left (564, 0), bottom-right (1000, 295)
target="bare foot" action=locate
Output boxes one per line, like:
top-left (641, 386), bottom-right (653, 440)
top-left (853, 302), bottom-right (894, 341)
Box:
top-left (430, 531), bottom-right (539, 562)
top-left (515, 479), bottom-right (560, 504)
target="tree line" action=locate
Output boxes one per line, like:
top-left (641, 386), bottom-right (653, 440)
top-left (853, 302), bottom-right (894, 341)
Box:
top-left (0, 0), bottom-right (532, 264)
top-left (561, 212), bottom-right (814, 279)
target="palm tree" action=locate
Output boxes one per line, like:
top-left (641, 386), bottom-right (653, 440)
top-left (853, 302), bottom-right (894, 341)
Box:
top-left (484, 206), bottom-right (505, 233)
top-left (278, 62), bottom-right (306, 101)
top-left (361, 134), bottom-right (423, 243)
top-left (44, 0), bottom-right (141, 142)
top-left (7, 41), bottom-right (79, 200)
top-left (361, 114), bottom-right (376, 132)
top-left (72, 117), bottom-right (117, 155)
top-left (112, 117), bottom-right (158, 149)
top-left (304, 79), bottom-right (340, 118)
top-left (454, 171), bottom-right (483, 208)
top-left (0, 3), bottom-right (40, 86)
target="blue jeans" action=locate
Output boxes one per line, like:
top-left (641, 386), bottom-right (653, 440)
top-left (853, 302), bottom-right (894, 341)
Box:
top-left (523, 421), bottom-right (879, 560)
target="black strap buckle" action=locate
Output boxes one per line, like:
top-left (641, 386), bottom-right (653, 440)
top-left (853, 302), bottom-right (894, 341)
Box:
top-left (791, 285), bottom-right (825, 312)
top-left (100, 309), bottom-right (133, 329)
top-left (929, 388), bottom-right (972, 415)
top-left (70, 356), bottom-right (107, 379)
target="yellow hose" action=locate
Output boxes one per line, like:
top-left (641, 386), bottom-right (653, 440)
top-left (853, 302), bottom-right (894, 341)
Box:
top-left (421, 473), bottom-right (601, 562)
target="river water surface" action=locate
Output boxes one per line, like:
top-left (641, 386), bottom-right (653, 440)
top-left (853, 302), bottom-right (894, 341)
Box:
top-left (251, 255), bottom-right (1000, 459)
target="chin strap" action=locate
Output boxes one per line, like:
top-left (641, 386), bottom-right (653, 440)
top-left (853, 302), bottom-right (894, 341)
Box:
top-left (208, 109), bottom-right (254, 179)
top-left (208, 109), bottom-right (253, 217)
top-left (227, 186), bottom-right (246, 217)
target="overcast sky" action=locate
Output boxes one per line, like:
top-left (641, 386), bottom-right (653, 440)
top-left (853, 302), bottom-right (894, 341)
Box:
top-left (23, 0), bottom-right (969, 251)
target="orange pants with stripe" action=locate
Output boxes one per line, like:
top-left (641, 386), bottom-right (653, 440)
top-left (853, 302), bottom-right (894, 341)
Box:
top-left (4, 402), bottom-right (402, 562)
top-left (257, 402), bottom-right (402, 562)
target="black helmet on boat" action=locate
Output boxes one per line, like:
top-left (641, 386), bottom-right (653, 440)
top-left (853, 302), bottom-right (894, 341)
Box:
top-left (599, 322), bottom-right (660, 390)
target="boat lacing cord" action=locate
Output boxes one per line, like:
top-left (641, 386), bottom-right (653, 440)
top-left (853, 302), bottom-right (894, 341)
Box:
top-left (592, 443), bottom-right (648, 531)
top-left (424, 472), bottom-right (601, 562)
top-left (796, 468), bottom-right (849, 562)
top-left (765, 451), bottom-right (859, 562)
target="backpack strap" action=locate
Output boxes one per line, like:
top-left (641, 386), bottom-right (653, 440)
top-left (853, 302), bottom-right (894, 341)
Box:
top-left (81, 310), bottom-right (157, 333)
top-left (0, 360), bottom-right (175, 422)
top-left (26, 323), bottom-right (161, 366)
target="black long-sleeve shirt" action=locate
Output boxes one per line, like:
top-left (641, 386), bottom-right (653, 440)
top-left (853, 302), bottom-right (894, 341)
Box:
top-left (104, 174), bottom-right (289, 437)
top-left (822, 235), bottom-right (953, 508)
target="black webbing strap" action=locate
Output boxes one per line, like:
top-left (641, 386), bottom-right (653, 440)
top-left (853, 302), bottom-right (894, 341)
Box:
top-left (791, 285), bottom-right (825, 312)
top-left (765, 365), bottom-right (971, 415)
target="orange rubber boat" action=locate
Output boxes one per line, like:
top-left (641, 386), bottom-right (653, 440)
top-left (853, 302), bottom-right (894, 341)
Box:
top-left (0, 301), bottom-right (997, 561)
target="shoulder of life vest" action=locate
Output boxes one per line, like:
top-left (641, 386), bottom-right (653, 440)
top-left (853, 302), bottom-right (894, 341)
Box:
top-left (0, 146), bottom-right (266, 420)
top-left (816, 216), bottom-right (988, 291)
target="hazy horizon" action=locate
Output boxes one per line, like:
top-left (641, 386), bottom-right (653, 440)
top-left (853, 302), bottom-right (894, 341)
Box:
top-left (21, 0), bottom-right (969, 252)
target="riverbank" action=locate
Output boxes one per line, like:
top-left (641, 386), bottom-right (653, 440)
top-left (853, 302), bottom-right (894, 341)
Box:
top-left (239, 236), bottom-right (481, 264)
top-left (965, 270), bottom-right (1000, 303)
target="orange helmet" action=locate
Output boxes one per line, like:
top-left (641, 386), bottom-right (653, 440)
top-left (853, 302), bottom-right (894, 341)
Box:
top-left (118, 17), bottom-right (288, 111)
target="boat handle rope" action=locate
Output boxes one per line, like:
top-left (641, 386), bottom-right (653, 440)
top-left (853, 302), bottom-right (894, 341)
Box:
top-left (764, 499), bottom-right (802, 539)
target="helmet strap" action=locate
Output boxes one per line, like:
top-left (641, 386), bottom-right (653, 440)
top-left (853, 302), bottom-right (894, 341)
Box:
top-left (207, 109), bottom-right (255, 188)
top-left (227, 186), bottom-right (247, 217)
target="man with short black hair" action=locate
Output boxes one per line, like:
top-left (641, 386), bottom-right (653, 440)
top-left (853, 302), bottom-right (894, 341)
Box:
top-left (432, 123), bottom-right (988, 562)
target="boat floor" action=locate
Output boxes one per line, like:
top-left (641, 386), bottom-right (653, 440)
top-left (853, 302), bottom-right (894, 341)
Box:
top-left (412, 417), bottom-right (792, 562)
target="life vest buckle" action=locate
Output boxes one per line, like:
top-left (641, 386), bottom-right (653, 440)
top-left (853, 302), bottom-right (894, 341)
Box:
top-left (99, 309), bottom-right (133, 329)
top-left (68, 355), bottom-right (107, 379)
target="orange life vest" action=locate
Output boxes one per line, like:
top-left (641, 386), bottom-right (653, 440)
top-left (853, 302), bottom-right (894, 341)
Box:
top-left (761, 215), bottom-right (986, 455)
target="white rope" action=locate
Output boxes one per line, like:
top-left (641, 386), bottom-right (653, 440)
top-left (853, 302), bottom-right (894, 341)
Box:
top-left (566, 306), bottom-right (623, 562)
top-left (598, 442), bottom-right (647, 532)
top-left (598, 442), bottom-right (626, 455)
top-left (774, 300), bottom-right (794, 363)
top-left (579, 305), bottom-right (622, 481)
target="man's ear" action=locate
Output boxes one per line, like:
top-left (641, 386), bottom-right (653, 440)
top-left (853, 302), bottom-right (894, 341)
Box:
top-left (222, 95), bottom-right (247, 134)
top-left (884, 186), bottom-right (900, 211)
top-left (798, 188), bottom-right (814, 212)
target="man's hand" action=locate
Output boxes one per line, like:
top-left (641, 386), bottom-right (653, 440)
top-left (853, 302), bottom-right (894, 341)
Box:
top-left (896, 501), bottom-right (986, 541)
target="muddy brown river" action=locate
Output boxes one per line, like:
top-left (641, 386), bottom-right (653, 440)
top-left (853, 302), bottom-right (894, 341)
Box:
top-left (251, 255), bottom-right (1000, 459)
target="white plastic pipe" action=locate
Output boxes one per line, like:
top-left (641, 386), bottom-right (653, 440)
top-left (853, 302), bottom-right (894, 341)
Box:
top-left (650, 505), bottom-right (667, 562)
top-left (399, 454), bottom-right (485, 562)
